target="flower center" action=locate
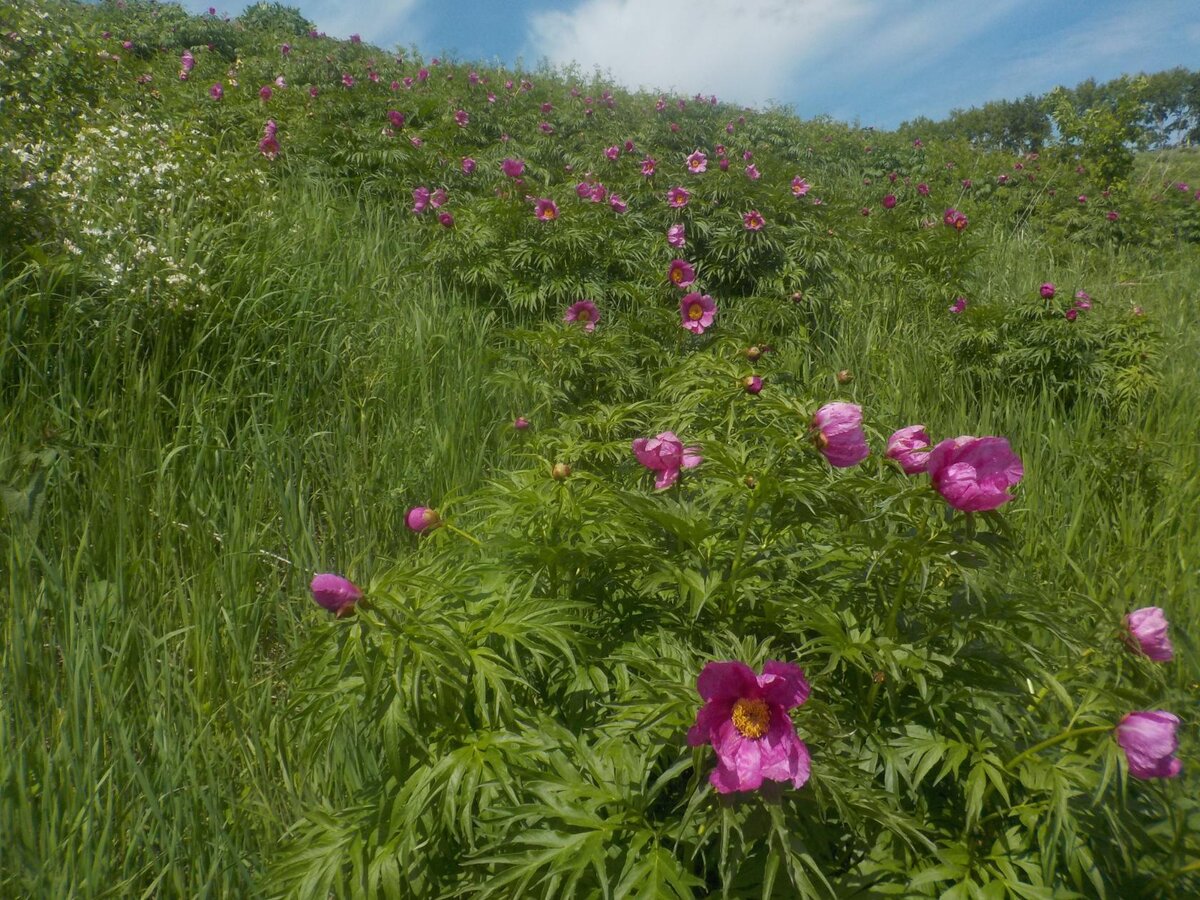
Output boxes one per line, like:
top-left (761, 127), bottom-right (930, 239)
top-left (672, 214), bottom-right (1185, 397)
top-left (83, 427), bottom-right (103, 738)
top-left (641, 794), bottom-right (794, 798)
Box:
top-left (732, 697), bottom-right (770, 739)
top-left (688, 303), bottom-right (704, 320)
top-left (671, 270), bottom-right (683, 283)
top-left (576, 309), bottom-right (590, 321)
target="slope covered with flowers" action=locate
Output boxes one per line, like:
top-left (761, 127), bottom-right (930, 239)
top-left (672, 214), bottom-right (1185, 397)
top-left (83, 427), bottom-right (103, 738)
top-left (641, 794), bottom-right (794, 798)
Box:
top-left (1, 2), bottom-right (1197, 898)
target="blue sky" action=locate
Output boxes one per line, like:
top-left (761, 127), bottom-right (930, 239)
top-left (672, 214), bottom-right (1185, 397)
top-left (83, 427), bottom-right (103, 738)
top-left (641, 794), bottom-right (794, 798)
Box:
top-left (184, 0), bottom-right (1200, 128)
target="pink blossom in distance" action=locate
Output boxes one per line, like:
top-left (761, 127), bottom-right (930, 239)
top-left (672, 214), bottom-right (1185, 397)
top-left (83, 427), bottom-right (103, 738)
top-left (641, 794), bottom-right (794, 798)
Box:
top-left (949, 296), bottom-right (967, 314)
top-left (791, 176), bottom-right (810, 197)
top-left (812, 402), bottom-right (870, 468)
top-left (743, 210), bottom-right (765, 231)
top-left (667, 186), bottom-right (690, 208)
top-left (534, 198), bottom-right (559, 221)
top-left (564, 300), bottom-right (599, 332)
top-left (1124, 607), bottom-right (1173, 662)
top-left (632, 431), bottom-right (702, 490)
top-left (406, 507), bottom-right (440, 533)
top-left (1116, 712), bottom-right (1182, 779)
top-left (680, 292), bottom-right (717, 334)
top-left (667, 223), bottom-right (686, 248)
top-left (886, 425), bottom-right (932, 474)
top-left (667, 259), bottom-right (696, 288)
top-left (686, 150), bottom-right (707, 173)
top-left (687, 660), bottom-right (812, 793)
top-left (501, 157), bottom-right (525, 178)
top-left (310, 573), bottom-right (362, 618)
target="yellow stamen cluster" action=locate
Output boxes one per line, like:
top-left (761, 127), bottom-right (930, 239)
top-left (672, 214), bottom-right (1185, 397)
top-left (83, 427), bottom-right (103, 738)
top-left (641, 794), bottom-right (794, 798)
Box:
top-left (731, 697), bottom-right (770, 739)
top-left (688, 303), bottom-right (704, 321)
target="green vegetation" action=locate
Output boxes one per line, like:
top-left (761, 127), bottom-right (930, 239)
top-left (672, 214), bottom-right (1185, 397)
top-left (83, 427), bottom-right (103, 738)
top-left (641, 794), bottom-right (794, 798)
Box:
top-left (2, 1), bottom-right (1197, 897)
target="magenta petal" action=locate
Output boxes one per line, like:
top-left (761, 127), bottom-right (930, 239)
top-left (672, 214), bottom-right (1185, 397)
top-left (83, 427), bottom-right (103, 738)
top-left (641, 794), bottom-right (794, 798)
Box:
top-left (654, 467), bottom-right (680, 489)
top-left (688, 698), bottom-right (734, 746)
top-left (1117, 711), bottom-right (1182, 779)
top-left (681, 446), bottom-right (702, 469)
top-left (758, 661), bottom-right (811, 709)
top-left (696, 661), bottom-right (759, 703)
top-left (755, 715), bottom-right (812, 788)
top-left (1125, 607), bottom-right (1173, 662)
top-left (710, 718), bottom-right (765, 793)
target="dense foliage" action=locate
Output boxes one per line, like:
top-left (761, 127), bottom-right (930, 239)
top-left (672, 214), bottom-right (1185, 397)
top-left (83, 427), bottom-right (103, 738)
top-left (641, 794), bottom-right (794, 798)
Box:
top-left (2, 2), bottom-right (1197, 897)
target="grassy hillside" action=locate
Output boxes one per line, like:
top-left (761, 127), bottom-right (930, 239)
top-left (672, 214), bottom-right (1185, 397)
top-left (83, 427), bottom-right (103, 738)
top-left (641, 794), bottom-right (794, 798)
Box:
top-left (2, 2), bottom-right (1197, 897)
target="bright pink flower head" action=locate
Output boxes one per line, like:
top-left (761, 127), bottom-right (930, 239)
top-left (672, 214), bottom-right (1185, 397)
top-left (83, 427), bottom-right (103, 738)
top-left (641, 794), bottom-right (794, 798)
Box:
top-left (1116, 712), bottom-right (1182, 779)
top-left (743, 210), bottom-right (765, 231)
top-left (1074, 291), bottom-right (1092, 310)
top-left (949, 296), bottom-right (967, 314)
top-left (430, 188), bottom-right (448, 209)
top-left (406, 506), bottom-right (440, 533)
top-left (668, 259), bottom-right (695, 289)
top-left (917, 182), bottom-right (930, 196)
top-left (209, 82), bottom-right (224, 100)
top-left (1077, 194), bottom-right (1087, 204)
top-left (791, 176), bottom-right (810, 197)
top-left (588, 183), bottom-right (607, 203)
top-left (882, 194), bottom-right (897, 209)
top-left (743, 375), bottom-right (763, 395)
top-left (718, 158), bottom-right (730, 171)
top-left (605, 145), bottom-right (620, 160)
top-left (667, 186), bottom-right (690, 208)
top-left (462, 156), bottom-right (476, 174)
top-left (687, 660), bottom-right (812, 793)
top-left (564, 299), bottom-right (599, 332)
top-left (259, 85), bottom-right (273, 102)
top-left (513, 416), bottom-right (530, 431)
top-left (667, 223), bottom-right (686, 248)
top-left (680, 292), bottom-right (716, 334)
top-left (310, 573), bottom-right (362, 617)
top-left (745, 163), bottom-right (760, 180)
top-left (454, 109), bottom-right (469, 127)
top-left (501, 157), bottom-right (525, 178)
top-left (342, 73), bottom-right (355, 88)
top-left (1124, 607), bottom-right (1173, 662)
top-left (1064, 308), bottom-right (1078, 322)
top-left (1107, 210), bottom-right (1119, 221)
top-left (886, 425), bottom-right (932, 474)
top-left (387, 109), bottom-right (406, 129)
top-left (812, 402), bottom-right (870, 468)
top-left (687, 150), bottom-right (707, 173)
top-left (534, 198), bottom-right (559, 221)
top-left (412, 186), bottom-right (430, 215)
top-left (926, 436), bottom-right (1023, 511)
top-left (1040, 282), bottom-right (1056, 299)
top-left (181, 49), bottom-right (195, 73)
top-left (609, 194), bottom-right (627, 213)
top-left (258, 135), bottom-right (280, 160)
top-left (943, 208), bottom-right (968, 231)
top-left (641, 157), bottom-right (657, 177)
top-left (632, 431), bottom-right (702, 490)
top-left (438, 211), bottom-right (454, 228)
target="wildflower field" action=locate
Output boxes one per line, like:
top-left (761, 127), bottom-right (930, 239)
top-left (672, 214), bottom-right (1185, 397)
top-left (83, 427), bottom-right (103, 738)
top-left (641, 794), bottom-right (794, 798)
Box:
top-left (2, 2), bottom-right (1199, 897)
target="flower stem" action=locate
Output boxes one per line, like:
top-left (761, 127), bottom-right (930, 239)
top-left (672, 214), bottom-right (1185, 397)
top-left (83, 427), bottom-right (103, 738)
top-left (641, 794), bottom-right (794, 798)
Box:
top-left (444, 522), bottom-right (481, 546)
top-left (1004, 724), bottom-right (1112, 771)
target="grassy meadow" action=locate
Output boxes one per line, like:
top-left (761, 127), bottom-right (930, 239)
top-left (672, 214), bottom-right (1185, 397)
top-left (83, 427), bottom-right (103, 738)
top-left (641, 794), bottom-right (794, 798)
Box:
top-left (2, 2), bottom-right (1198, 897)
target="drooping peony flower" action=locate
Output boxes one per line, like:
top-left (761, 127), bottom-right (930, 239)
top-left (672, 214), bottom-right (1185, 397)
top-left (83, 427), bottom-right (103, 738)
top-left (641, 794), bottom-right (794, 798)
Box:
top-left (1124, 607), bottom-right (1173, 662)
top-left (680, 292), bottom-right (716, 334)
top-left (501, 157), bottom-right (525, 178)
top-left (1116, 711), bottom-right (1182, 779)
top-left (667, 223), bottom-right (686, 248)
top-left (632, 431), bottom-right (702, 489)
top-left (743, 210), bottom-right (766, 231)
top-left (430, 188), bottom-right (448, 209)
top-left (564, 300), bottom-right (599, 332)
top-left (791, 176), bottom-right (810, 197)
top-left (812, 402), bottom-right (870, 468)
top-left (926, 436), bottom-right (1023, 511)
top-left (310, 573), bottom-right (362, 617)
top-left (534, 198), bottom-right (559, 221)
top-left (1074, 291), bottom-right (1092, 311)
top-left (886, 425), bottom-right (932, 474)
top-left (667, 186), bottom-right (690, 208)
top-left (949, 296), bottom-right (967, 314)
top-left (1040, 282), bottom-right (1056, 299)
top-left (687, 660), bottom-right (812, 794)
top-left (180, 49), bottom-right (195, 74)
top-left (667, 259), bottom-right (695, 289)
top-left (686, 150), bottom-right (707, 173)
top-left (406, 506), bottom-right (441, 533)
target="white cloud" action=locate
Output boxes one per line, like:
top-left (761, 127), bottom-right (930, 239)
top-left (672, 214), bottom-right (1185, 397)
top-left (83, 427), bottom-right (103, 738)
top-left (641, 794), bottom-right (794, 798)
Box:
top-left (527, 0), bottom-right (874, 107)
top-left (305, 0), bottom-right (422, 44)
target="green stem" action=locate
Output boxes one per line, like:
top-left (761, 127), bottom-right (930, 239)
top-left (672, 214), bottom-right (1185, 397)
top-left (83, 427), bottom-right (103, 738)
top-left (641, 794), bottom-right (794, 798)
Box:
top-left (444, 522), bottom-right (482, 546)
top-left (725, 493), bottom-right (759, 617)
top-left (1004, 724), bottom-right (1112, 772)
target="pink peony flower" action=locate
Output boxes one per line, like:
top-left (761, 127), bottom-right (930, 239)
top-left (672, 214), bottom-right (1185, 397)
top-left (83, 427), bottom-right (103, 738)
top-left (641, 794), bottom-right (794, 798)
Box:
top-left (209, 82), bottom-right (223, 100)
top-left (886, 425), bottom-right (932, 474)
top-left (1124, 607), bottom-right (1173, 662)
top-left (1107, 210), bottom-right (1119, 222)
top-left (949, 296), bottom-right (967, 314)
top-left (718, 158), bottom-right (730, 171)
top-left (534, 198), bottom-right (559, 221)
top-left (462, 156), bottom-right (476, 174)
top-left (1040, 282), bottom-right (1056, 299)
top-left (943, 208), bottom-right (968, 231)
top-left (412, 186), bottom-right (430, 215)
top-left (680, 292), bottom-right (717, 334)
top-left (1065, 308), bottom-right (1077, 322)
top-left (926, 436), bottom-right (1023, 511)
top-left (342, 73), bottom-right (355, 88)
top-left (667, 259), bottom-right (696, 288)
top-left (641, 157), bottom-right (657, 177)
top-left (791, 176), bottom-right (810, 197)
top-left (687, 660), bottom-right (812, 793)
top-left (605, 145), bottom-right (620, 160)
top-left (686, 150), bottom-right (707, 173)
top-left (609, 194), bottom-right (627, 213)
top-left (258, 135), bottom-right (280, 160)
top-left (812, 402), bottom-right (870, 468)
top-left (917, 182), bottom-right (930, 196)
top-left (743, 375), bottom-right (763, 395)
top-left (667, 186), bottom-right (690, 208)
top-left (501, 157), bottom-right (525, 178)
top-left (259, 85), bottom-right (272, 102)
top-left (1077, 194), bottom-right (1087, 204)
top-left (406, 506), bottom-right (440, 533)
top-left (513, 416), bottom-right (530, 431)
top-left (430, 188), bottom-right (448, 209)
top-left (667, 223), bottom-right (686, 248)
top-left (882, 194), bottom-right (897, 209)
top-left (454, 109), bottom-right (469, 127)
top-left (438, 211), bottom-right (454, 228)
top-left (387, 109), bottom-right (406, 129)
top-left (962, 178), bottom-right (973, 188)
top-left (181, 49), bottom-right (195, 73)
top-left (310, 573), bottom-right (362, 617)
top-left (564, 300), bottom-right (599, 332)
top-left (745, 163), bottom-right (760, 180)
top-left (743, 210), bottom-right (765, 231)
top-left (632, 431), bottom-right (702, 489)
top-left (1116, 712), bottom-right (1182, 779)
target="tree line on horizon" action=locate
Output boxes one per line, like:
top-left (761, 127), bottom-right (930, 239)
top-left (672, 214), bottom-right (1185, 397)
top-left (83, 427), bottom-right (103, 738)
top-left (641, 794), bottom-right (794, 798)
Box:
top-left (899, 67), bottom-right (1200, 153)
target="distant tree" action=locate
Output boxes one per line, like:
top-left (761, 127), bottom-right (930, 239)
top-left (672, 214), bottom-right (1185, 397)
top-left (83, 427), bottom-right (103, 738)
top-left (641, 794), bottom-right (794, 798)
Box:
top-left (237, 2), bottom-right (314, 37)
top-left (1046, 76), bottom-right (1150, 186)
